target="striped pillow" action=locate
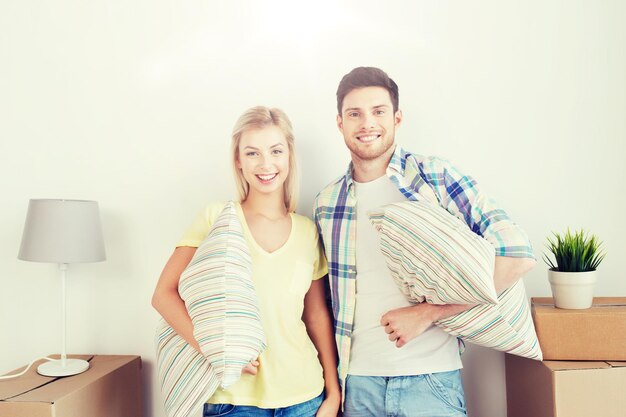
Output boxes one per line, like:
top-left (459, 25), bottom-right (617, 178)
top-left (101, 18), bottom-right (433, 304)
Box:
top-left (155, 322), bottom-right (219, 417)
top-left (369, 201), bottom-right (542, 360)
top-left (369, 201), bottom-right (498, 305)
top-left (156, 202), bottom-right (266, 417)
top-left (436, 279), bottom-right (542, 359)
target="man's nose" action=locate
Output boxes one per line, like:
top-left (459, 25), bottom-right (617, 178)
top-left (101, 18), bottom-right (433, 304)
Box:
top-left (362, 114), bottom-right (376, 129)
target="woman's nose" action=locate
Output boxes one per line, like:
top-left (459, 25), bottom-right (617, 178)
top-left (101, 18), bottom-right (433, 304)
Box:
top-left (258, 154), bottom-right (272, 169)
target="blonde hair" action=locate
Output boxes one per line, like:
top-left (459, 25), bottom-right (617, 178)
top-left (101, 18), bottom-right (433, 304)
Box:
top-left (231, 106), bottom-right (299, 212)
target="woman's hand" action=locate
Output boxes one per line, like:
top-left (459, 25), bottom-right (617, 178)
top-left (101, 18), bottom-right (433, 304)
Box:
top-left (241, 359), bottom-right (260, 376)
top-left (316, 392), bottom-right (341, 417)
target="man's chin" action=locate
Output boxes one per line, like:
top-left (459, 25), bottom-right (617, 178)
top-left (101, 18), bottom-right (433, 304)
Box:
top-left (349, 143), bottom-right (394, 162)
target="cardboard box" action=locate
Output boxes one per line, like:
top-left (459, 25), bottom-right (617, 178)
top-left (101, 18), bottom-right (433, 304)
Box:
top-left (532, 297), bottom-right (626, 360)
top-left (506, 354), bottom-right (626, 417)
top-left (0, 355), bottom-right (142, 417)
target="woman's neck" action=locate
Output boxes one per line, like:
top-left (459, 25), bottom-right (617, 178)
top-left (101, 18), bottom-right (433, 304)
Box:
top-left (241, 191), bottom-right (288, 219)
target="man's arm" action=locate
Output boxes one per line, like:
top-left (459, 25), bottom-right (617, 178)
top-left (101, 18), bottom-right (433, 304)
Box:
top-left (381, 255), bottom-right (536, 348)
top-left (493, 256), bottom-right (536, 294)
top-left (418, 155), bottom-right (535, 259)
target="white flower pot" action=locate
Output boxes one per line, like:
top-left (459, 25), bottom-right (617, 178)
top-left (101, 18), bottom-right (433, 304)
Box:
top-left (548, 270), bottom-right (597, 309)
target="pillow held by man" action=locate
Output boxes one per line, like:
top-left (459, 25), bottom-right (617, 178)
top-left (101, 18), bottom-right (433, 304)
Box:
top-left (370, 201), bottom-right (542, 360)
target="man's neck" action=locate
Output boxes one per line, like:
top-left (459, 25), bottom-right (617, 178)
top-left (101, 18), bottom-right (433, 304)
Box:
top-left (351, 146), bottom-right (395, 183)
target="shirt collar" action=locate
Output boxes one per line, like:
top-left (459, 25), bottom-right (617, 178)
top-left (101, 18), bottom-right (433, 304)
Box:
top-left (387, 146), bottom-right (407, 177)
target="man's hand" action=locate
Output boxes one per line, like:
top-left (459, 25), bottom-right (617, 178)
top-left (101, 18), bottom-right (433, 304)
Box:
top-left (241, 359), bottom-right (260, 375)
top-left (380, 303), bottom-right (437, 348)
top-left (381, 302), bottom-right (476, 348)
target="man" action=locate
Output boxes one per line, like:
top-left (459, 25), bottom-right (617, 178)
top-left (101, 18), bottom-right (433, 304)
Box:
top-left (313, 67), bottom-right (536, 417)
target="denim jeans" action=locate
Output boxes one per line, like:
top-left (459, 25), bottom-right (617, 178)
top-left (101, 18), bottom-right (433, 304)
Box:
top-left (203, 392), bottom-right (324, 417)
top-left (344, 370), bottom-right (467, 417)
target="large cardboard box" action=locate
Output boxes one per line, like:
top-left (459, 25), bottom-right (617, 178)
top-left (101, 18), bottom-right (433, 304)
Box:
top-left (0, 354), bottom-right (142, 417)
top-left (532, 297), bottom-right (626, 360)
top-left (506, 354), bottom-right (626, 417)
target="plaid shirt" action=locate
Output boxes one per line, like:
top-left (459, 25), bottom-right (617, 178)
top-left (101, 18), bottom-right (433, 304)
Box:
top-left (313, 146), bottom-right (534, 388)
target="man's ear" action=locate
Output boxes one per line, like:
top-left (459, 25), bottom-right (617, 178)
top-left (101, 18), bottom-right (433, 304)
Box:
top-left (336, 114), bottom-right (344, 132)
top-left (395, 109), bottom-right (403, 128)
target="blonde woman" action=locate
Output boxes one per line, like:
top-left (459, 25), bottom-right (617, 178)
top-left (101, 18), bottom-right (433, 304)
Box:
top-left (152, 106), bottom-right (340, 417)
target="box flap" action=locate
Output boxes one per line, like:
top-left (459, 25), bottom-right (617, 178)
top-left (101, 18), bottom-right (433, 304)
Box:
top-left (607, 362), bottom-right (626, 368)
top-left (0, 355), bottom-right (93, 402)
top-left (544, 360), bottom-right (615, 371)
top-left (0, 371), bottom-right (55, 401)
top-left (532, 297), bottom-right (626, 310)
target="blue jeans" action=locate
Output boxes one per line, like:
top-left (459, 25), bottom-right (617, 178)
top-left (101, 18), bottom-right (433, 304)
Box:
top-left (203, 392), bottom-right (324, 417)
top-left (344, 370), bottom-right (466, 417)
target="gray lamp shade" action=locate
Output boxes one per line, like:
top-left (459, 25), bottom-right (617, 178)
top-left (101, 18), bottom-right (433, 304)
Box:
top-left (18, 199), bottom-right (106, 263)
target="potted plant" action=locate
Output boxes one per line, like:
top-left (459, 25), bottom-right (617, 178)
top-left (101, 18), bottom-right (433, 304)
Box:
top-left (543, 228), bottom-right (606, 309)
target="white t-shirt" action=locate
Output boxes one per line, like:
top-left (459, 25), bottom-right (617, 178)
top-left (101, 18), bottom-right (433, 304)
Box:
top-left (348, 175), bottom-right (462, 376)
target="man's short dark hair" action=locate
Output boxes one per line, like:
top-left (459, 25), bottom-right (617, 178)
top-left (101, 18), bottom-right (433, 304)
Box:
top-left (336, 67), bottom-right (399, 115)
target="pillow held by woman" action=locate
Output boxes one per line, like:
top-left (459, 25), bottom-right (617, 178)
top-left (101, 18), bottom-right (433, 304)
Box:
top-left (156, 201), bottom-right (266, 417)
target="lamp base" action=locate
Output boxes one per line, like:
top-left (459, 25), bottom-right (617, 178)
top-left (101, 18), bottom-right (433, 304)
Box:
top-left (37, 358), bottom-right (90, 377)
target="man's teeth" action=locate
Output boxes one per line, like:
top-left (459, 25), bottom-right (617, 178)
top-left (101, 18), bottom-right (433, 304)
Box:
top-left (257, 173), bottom-right (277, 181)
top-left (358, 135), bottom-right (379, 142)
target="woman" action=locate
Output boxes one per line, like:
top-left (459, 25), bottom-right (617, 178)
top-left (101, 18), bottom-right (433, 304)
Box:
top-left (152, 106), bottom-right (340, 417)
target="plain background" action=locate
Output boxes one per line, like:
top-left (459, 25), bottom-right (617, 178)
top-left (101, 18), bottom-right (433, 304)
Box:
top-left (1, 2), bottom-right (625, 416)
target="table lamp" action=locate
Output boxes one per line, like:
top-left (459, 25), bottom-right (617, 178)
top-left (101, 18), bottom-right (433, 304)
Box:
top-left (18, 199), bottom-right (106, 377)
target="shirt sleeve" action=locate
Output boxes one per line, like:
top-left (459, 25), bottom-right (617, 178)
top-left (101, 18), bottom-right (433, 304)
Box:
top-left (306, 213), bottom-right (328, 280)
top-left (419, 156), bottom-right (535, 259)
top-left (176, 202), bottom-right (226, 248)
top-left (313, 234), bottom-right (329, 280)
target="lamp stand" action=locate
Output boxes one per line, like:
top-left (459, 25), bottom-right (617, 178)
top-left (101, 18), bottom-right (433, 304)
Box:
top-left (37, 263), bottom-right (90, 377)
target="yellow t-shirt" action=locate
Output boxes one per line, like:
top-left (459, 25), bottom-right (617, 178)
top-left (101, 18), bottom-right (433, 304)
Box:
top-left (177, 202), bottom-right (328, 408)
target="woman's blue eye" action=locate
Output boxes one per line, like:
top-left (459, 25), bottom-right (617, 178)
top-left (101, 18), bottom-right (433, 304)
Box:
top-left (272, 149), bottom-right (283, 154)
top-left (246, 152), bottom-right (257, 157)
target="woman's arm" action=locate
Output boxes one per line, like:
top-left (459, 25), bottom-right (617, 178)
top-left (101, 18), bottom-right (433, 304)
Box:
top-left (151, 246), bottom-right (201, 352)
top-left (303, 277), bottom-right (341, 417)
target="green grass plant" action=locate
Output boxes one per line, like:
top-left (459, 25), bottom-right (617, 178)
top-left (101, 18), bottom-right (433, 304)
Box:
top-left (543, 228), bottom-right (605, 272)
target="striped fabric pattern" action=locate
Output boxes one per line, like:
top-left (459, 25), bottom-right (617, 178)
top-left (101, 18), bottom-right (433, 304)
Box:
top-left (369, 201), bottom-right (542, 360)
top-left (156, 202), bottom-right (266, 417)
top-left (369, 201), bottom-right (497, 305)
top-left (155, 321), bottom-right (220, 417)
top-left (437, 280), bottom-right (542, 359)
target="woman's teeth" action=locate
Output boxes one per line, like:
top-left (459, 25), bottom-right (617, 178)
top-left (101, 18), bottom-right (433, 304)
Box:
top-left (257, 173), bottom-right (277, 182)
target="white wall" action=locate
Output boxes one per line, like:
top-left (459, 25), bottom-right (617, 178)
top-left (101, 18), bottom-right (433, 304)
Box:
top-left (1, 2), bottom-right (625, 416)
